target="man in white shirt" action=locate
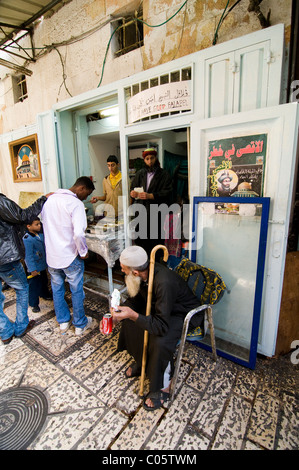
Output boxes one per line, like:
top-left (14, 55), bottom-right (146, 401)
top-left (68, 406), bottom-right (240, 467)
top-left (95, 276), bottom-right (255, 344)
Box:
top-left (41, 177), bottom-right (95, 335)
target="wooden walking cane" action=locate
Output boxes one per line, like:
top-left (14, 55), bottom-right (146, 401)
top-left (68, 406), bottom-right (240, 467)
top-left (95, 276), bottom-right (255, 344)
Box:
top-left (139, 244), bottom-right (169, 397)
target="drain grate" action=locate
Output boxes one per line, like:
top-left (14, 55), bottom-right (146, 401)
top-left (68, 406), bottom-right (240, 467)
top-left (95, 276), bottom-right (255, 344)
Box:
top-left (0, 387), bottom-right (48, 450)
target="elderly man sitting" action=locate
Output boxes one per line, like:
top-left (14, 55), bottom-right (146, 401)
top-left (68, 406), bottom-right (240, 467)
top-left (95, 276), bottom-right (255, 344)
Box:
top-left (100, 245), bottom-right (204, 411)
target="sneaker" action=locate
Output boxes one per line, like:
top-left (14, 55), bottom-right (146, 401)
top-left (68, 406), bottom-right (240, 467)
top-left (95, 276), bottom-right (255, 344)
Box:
top-left (60, 320), bottom-right (72, 334)
top-left (75, 317), bottom-right (93, 336)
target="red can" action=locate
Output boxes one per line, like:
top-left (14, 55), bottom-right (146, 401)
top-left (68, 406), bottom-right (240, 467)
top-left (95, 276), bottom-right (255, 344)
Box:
top-left (102, 313), bottom-right (113, 334)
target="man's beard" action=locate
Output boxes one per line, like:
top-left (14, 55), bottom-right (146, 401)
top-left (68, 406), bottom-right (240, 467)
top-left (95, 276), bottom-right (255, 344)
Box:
top-left (145, 160), bottom-right (160, 172)
top-left (125, 272), bottom-right (142, 298)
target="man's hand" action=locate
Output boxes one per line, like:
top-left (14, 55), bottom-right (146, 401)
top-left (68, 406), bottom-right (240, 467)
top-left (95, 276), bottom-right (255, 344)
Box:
top-left (99, 306), bottom-right (139, 334)
top-left (112, 306), bottom-right (139, 322)
top-left (130, 190), bottom-right (139, 199)
top-left (31, 270), bottom-right (40, 277)
top-left (134, 192), bottom-right (154, 200)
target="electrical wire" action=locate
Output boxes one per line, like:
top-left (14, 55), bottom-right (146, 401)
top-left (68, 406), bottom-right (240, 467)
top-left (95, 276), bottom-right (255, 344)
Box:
top-left (172, 0), bottom-right (188, 61)
top-left (213, 0), bottom-right (231, 45)
top-left (54, 46), bottom-right (72, 97)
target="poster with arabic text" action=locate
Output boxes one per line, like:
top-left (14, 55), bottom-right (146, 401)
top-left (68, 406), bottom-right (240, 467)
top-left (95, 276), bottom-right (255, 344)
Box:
top-left (207, 134), bottom-right (267, 197)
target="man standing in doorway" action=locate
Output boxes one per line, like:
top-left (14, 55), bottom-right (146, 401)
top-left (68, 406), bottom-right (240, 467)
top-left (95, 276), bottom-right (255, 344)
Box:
top-left (91, 155), bottom-right (122, 219)
top-left (41, 176), bottom-right (95, 335)
top-left (130, 148), bottom-right (172, 255)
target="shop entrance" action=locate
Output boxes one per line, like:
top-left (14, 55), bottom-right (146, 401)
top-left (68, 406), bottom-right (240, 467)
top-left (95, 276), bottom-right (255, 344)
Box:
top-left (127, 128), bottom-right (190, 269)
top-left (84, 126), bottom-right (190, 295)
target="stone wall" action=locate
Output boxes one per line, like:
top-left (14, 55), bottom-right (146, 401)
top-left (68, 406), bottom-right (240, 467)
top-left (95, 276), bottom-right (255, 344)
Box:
top-left (0, 0), bottom-right (293, 134)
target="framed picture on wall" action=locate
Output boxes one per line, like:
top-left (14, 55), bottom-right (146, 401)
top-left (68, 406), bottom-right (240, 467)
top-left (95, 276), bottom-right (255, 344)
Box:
top-left (9, 134), bottom-right (42, 183)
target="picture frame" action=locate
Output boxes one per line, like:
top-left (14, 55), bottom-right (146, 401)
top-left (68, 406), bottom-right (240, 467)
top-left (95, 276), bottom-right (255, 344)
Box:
top-left (9, 134), bottom-right (42, 183)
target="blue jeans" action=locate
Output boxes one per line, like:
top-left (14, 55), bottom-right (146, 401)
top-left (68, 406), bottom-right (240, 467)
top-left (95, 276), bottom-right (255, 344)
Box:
top-left (48, 256), bottom-right (87, 329)
top-left (0, 261), bottom-right (30, 341)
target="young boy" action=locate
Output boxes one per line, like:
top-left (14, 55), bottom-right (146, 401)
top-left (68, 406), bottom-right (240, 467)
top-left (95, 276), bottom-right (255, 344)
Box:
top-left (23, 216), bottom-right (52, 312)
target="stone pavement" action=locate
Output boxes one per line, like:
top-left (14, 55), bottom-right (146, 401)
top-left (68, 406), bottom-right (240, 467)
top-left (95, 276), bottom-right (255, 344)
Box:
top-left (0, 288), bottom-right (298, 451)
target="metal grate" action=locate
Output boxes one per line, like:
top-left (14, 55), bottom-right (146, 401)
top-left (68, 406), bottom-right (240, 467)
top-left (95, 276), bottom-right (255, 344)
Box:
top-left (113, 14), bottom-right (144, 58)
top-left (15, 74), bottom-right (28, 102)
top-left (0, 386), bottom-right (48, 450)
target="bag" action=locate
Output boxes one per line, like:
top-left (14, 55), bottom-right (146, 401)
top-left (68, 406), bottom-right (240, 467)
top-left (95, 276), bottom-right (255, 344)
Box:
top-left (175, 258), bottom-right (226, 305)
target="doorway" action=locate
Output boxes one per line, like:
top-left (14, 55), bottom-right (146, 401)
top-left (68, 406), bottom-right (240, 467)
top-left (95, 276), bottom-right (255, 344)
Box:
top-left (84, 123), bottom-right (191, 294)
top-left (127, 127), bottom-right (190, 269)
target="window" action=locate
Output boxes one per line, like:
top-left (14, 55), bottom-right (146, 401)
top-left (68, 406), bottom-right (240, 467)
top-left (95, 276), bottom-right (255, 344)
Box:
top-left (13, 74), bottom-right (28, 103)
top-left (112, 13), bottom-right (143, 58)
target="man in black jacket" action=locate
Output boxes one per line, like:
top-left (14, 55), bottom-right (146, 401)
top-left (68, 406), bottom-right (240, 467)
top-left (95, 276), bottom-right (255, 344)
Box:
top-left (100, 245), bottom-right (204, 411)
top-left (130, 148), bottom-right (172, 255)
top-left (0, 192), bottom-right (50, 344)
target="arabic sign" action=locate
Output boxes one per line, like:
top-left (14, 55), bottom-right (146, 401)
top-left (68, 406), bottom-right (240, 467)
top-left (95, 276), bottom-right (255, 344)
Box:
top-left (207, 134), bottom-right (267, 197)
top-left (127, 80), bottom-right (191, 124)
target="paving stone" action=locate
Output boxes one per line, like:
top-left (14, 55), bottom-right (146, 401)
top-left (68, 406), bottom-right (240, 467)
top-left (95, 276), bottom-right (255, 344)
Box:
top-left (211, 393), bottom-right (252, 450)
top-left (30, 409), bottom-right (105, 450)
top-left (83, 350), bottom-right (131, 394)
top-left (0, 355), bottom-right (28, 391)
top-left (97, 365), bottom-right (142, 408)
top-left (145, 385), bottom-right (200, 450)
top-left (243, 440), bottom-right (263, 450)
top-left (233, 369), bottom-right (258, 401)
top-left (111, 406), bottom-right (165, 450)
top-left (276, 393), bottom-right (299, 450)
top-left (114, 379), bottom-right (144, 415)
top-left (46, 374), bottom-right (104, 413)
top-left (69, 333), bottom-right (119, 380)
top-left (186, 360), bottom-right (216, 394)
top-left (0, 343), bottom-right (30, 367)
top-left (247, 391), bottom-right (279, 450)
top-left (190, 365), bottom-right (237, 437)
top-left (59, 342), bottom-right (96, 371)
top-left (21, 351), bottom-right (63, 389)
top-left (177, 427), bottom-right (210, 450)
top-left (77, 408), bottom-right (128, 450)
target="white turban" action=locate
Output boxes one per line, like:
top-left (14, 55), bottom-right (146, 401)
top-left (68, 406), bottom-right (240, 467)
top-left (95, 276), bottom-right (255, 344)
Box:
top-left (120, 246), bottom-right (148, 269)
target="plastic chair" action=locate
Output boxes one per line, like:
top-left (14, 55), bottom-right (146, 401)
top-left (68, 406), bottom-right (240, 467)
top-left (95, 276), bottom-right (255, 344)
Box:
top-left (169, 258), bottom-right (226, 401)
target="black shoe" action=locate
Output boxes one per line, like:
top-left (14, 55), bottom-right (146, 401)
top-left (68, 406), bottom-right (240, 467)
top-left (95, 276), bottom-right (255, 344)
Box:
top-left (2, 335), bottom-right (13, 345)
top-left (32, 306), bottom-right (40, 312)
top-left (16, 320), bottom-right (36, 338)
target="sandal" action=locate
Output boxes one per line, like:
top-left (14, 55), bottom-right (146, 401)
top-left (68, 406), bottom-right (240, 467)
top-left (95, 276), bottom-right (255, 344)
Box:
top-left (125, 362), bottom-right (141, 378)
top-left (143, 391), bottom-right (170, 411)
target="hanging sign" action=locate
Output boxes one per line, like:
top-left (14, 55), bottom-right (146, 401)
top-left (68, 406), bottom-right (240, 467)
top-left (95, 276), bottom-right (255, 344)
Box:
top-left (127, 80), bottom-right (191, 124)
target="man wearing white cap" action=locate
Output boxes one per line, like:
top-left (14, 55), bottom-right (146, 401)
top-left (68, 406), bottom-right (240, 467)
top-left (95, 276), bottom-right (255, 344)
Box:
top-left (100, 245), bottom-right (204, 411)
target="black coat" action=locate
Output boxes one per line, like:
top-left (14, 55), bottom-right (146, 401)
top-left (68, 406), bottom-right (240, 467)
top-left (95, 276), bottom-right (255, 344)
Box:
top-left (118, 263), bottom-right (203, 392)
top-left (130, 166), bottom-right (172, 206)
top-left (130, 167), bottom-right (172, 254)
top-left (134, 263), bottom-right (203, 336)
top-left (0, 193), bottom-right (47, 266)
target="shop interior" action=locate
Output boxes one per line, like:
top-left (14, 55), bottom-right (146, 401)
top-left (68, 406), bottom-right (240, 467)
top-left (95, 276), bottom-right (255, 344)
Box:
top-left (83, 114), bottom-right (190, 297)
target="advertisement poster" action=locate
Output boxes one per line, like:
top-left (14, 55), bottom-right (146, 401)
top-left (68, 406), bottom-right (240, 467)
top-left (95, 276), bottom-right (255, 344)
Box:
top-left (207, 133), bottom-right (267, 197)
